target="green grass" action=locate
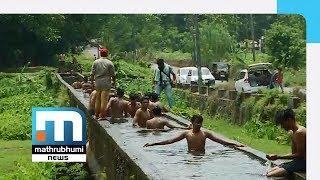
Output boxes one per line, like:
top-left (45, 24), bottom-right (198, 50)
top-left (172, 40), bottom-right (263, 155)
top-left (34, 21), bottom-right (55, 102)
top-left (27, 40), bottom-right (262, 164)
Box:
top-left (0, 140), bottom-right (31, 176)
top-left (229, 51), bottom-right (272, 65)
top-left (0, 68), bottom-right (88, 179)
top-left (283, 68), bottom-right (306, 88)
top-left (153, 50), bottom-right (192, 61)
top-left (202, 116), bottom-right (291, 155)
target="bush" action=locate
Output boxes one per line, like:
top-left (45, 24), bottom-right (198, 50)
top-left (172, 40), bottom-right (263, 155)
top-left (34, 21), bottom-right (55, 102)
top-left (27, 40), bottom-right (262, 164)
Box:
top-left (0, 72), bottom-right (63, 140)
top-left (6, 161), bottom-right (88, 179)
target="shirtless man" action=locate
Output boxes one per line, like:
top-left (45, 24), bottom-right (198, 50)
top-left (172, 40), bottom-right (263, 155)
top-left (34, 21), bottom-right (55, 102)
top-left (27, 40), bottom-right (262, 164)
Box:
top-left (266, 108), bottom-right (306, 177)
top-left (144, 115), bottom-right (243, 152)
top-left (133, 96), bottom-right (152, 128)
top-left (146, 106), bottom-right (189, 130)
top-left (72, 78), bottom-right (82, 89)
top-left (106, 88), bottom-right (129, 119)
top-left (128, 93), bottom-right (141, 118)
top-left (88, 90), bottom-right (97, 115)
top-left (148, 92), bottom-right (169, 113)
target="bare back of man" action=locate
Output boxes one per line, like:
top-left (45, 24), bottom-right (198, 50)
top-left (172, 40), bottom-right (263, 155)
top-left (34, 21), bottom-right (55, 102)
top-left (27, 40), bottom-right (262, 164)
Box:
top-left (292, 125), bottom-right (306, 158)
top-left (148, 101), bottom-right (157, 112)
top-left (146, 117), bottom-right (167, 129)
top-left (89, 90), bottom-right (97, 109)
top-left (107, 97), bottom-right (129, 118)
top-left (133, 108), bottom-right (151, 128)
top-left (128, 102), bottom-right (141, 118)
top-left (146, 117), bottom-right (189, 130)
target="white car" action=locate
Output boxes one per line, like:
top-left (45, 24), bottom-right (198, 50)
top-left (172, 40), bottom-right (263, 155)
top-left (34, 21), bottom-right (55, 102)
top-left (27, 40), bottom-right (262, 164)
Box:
top-left (235, 63), bottom-right (273, 93)
top-left (177, 67), bottom-right (215, 86)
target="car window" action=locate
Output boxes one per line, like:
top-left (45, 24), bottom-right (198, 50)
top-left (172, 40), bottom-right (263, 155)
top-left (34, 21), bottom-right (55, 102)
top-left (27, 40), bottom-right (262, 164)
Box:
top-left (180, 69), bottom-right (189, 75)
top-left (217, 64), bottom-right (228, 69)
top-left (201, 68), bottom-right (211, 75)
top-left (236, 72), bottom-right (246, 80)
top-left (192, 69), bottom-right (198, 76)
top-left (187, 70), bottom-right (192, 76)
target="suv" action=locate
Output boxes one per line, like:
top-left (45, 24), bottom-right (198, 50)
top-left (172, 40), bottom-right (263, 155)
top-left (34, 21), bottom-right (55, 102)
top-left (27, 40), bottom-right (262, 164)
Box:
top-left (209, 62), bottom-right (230, 82)
top-left (234, 63), bottom-right (273, 93)
top-left (177, 67), bottom-right (215, 86)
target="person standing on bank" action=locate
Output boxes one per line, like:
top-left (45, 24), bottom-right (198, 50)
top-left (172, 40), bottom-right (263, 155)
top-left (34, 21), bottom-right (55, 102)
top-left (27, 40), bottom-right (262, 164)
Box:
top-left (91, 48), bottom-right (116, 120)
top-left (153, 59), bottom-right (176, 108)
top-left (275, 67), bottom-right (284, 93)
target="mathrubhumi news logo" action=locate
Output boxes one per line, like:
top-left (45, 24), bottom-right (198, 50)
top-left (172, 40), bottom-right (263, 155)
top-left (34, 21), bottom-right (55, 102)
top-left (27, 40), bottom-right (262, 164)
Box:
top-left (32, 107), bottom-right (86, 162)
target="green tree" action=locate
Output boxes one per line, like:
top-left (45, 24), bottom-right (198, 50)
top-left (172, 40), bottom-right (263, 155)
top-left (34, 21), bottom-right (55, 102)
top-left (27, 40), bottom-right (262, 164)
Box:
top-left (265, 15), bottom-right (306, 69)
top-left (199, 22), bottom-right (233, 65)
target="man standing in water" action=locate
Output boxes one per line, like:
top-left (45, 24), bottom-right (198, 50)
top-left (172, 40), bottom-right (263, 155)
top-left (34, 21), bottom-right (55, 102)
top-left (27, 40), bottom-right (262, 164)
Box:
top-left (153, 59), bottom-right (176, 108)
top-left (144, 115), bottom-right (243, 152)
top-left (266, 108), bottom-right (306, 177)
top-left (133, 96), bottom-right (152, 128)
top-left (127, 93), bottom-right (141, 118)
top-left (91, 48), bottom-right (116, 119)
top-left (148, 92), bottom-right (169, 113)
top-left (106, 88), bottom-right (129, 119)
top-left (146, 106), bottom-right (189, 130)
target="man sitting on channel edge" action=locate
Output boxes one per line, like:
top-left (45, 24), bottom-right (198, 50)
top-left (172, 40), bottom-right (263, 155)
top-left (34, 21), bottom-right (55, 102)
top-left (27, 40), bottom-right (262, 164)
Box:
top-left (266, 108), bottom-right (306, 177)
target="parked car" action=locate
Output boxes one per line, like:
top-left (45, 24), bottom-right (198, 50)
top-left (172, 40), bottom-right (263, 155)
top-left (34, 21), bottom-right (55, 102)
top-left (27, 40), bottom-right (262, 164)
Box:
top-left (177, 67), bottom-right (215, 86)
top-left (234, 63), bottom-right (273, 93)
top-left (177, 67), bottom-right (192, 84)
top-left (209, 62), bottom-right (230, 82)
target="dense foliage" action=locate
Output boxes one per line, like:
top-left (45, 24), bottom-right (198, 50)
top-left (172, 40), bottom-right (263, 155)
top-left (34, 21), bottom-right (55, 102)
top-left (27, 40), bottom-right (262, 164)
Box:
top-left (0, 15), bottom-right (106, 69)
top-left (265, 15), bottom-right (306, 69)
top-left (1, 14), bottom-right (306, 76)
top-left (0, 70), bottom-right (88, 179)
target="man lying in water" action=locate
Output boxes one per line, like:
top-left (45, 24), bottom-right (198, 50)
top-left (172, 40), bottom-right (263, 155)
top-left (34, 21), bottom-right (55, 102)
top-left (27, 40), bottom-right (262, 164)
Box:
top-left (144, 115), bottom-right (244, 152)
top-left (133, 96), bottom-right (152, 128)
top-left (146, 106), bottom-right (190, 130)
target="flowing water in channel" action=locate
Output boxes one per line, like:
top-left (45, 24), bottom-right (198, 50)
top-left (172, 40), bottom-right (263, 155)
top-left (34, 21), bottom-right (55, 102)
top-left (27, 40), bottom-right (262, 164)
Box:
top-left (72, 85), bottom-right (271, 180)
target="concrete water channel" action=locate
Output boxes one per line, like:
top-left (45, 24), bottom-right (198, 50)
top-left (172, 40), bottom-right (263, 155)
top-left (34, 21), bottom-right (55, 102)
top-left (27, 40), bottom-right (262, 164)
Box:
top-left (57, 73), bottom-right (305, 180)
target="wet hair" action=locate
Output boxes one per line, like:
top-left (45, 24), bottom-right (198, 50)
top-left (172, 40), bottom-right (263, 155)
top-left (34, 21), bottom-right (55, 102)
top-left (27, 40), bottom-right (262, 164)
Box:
top-left (129, 93), bottom-right (139, 101)
top-left (152, 106), bottom-right (162, 116)
top-left (141, 96), bottom-right (150, 102)
top-left (108, 94), bottom-right (116, 101)
top-left (190, 115), bottom-right (203, 123)
top-left (144, 92), bottom-right (152, 97)
top-left (116, 88), bottom-right (125, 97)
top-left (83, 76), bottom-right (88, 83)
top-left (149, 92), bottom-right (159, 101)
top-left (275, 108), bottom-right (295, 125)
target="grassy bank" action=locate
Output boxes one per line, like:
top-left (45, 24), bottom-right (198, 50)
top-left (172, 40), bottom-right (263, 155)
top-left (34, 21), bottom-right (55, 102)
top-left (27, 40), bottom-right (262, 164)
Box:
top-left (0, 70), bottom-right (88, 179)
top-left (0, 140), bottom-right (31, 176)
